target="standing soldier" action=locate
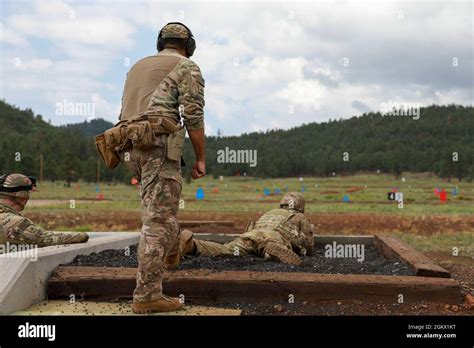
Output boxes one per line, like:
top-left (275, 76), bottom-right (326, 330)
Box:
top-left (178, 192), bottom-right (314, 265)
top-left (0, 173), bottom-right (89, 247)
top-left (117, 22), bottom-right (206, 313)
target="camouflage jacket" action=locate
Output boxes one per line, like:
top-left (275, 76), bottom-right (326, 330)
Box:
top-left (119, 48), bottom-right (205, 131)
top-left (0, 203), bottom-right (42, 245)
top-left (245, 208), bottom-right (314, 256)
top-left (0, 203), bottom-right (89, 247)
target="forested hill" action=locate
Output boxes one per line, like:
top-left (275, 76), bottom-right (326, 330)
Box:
top-left (0, 101), bottom-right (128, 182)
top-left (198, 104), bottom-right (474, 180)
top-left (61, 118), bottom-right (114, 138)
top-left (0, 100), bottom-right (473, 182)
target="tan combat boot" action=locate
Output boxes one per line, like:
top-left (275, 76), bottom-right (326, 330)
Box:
top-left (164, 229), bottom-right (195, 270)
top-left (263, 242), bottom-right (302, 265)
top-left (132, 295), bottom-right (184, 314)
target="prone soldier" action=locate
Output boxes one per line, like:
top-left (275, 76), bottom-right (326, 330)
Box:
top-left (0, 173), bottom-right (89, 248)
top-left (176, 192), bottom-right (314, 265)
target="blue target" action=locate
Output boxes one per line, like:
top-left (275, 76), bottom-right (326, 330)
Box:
top-left (196, 187), bottom-right (205, 200)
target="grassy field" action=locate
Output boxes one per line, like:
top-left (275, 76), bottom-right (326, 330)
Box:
top-left (21, 173), bottom-right (473, 258)
top-left (27, 173), bottom-right (474, 215)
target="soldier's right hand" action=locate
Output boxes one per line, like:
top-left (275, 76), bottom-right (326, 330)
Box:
top-left (191, 160), bottom-right (206, 179)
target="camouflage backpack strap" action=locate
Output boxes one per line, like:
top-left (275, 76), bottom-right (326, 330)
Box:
top-left (283, 211), bottom-right (297, 222)
top-left (244, 219), bottom-right (256, 233)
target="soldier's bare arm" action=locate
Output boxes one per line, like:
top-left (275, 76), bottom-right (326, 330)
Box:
top-left (188, 128), bottom-right (206, 179)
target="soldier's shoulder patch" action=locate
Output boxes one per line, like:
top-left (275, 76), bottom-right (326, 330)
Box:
top-left (17, 218), bottom-right (32, 230)
top-left (0, 213), bottom-right (32, 234)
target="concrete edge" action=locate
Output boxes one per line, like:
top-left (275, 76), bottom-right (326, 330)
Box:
top-left (0, 232), bottom-right (139, 315)
top-left (1, 232), bottom-right (374, 315)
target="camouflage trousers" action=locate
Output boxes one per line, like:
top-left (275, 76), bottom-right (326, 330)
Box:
top-left (120, 134), bottom-right (182, 303)
top-left (194, 229), bottom-right (291, 258)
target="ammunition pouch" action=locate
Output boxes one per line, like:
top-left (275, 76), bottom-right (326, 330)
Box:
top-left (94, 133), bottom-right (120, 169)
top-left (126, 121), bottom-right (155, 150)
top-left (94, 115), bottom-right (185, 169)
top-left (104, 125), bottom-right (127, 149)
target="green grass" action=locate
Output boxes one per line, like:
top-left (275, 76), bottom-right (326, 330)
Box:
top-left (27, 173), bottom-right (474, 215)
top-left (57, 225), bottom-right (93, 232)
top-left (392, 231), bottom-right (474, 257)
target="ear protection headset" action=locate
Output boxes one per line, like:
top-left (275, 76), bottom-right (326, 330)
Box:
top-left (157, 22), bottom-right (196, 57)
top-left (0, 174), bottom-right (37, 193)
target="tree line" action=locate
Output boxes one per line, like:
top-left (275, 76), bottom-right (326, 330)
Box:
top-left (0, 100), bottom-right (472, 183)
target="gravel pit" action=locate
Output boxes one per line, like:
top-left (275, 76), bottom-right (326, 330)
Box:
top-left (67, 243), bottom-right (414, 276)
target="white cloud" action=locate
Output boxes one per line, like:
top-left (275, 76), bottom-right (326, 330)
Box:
top-left (0, 22), bottom-right (27, 46)
top-left (0, 0), bottom-right (471, 133)
top-left (275, 79), bottom-right (326, 111)
top-left (6, 1), bottom-right (136, 47)
top-left (7, 57), bottom-right (52, 71)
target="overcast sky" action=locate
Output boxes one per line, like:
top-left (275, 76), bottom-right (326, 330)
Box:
top-left (0, 0), bottom-right (472, 135)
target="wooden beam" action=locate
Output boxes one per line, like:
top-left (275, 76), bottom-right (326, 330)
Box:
top-left (315, 235), bottom-right (374, 245)
top-left (48, 266), bottom-right (461, 304)
top-left (373, 235), bottom-right (450, 278)
top-left (179, 221), bottom-right (234, 228)
top-left (191, 234), bottom-right (374, 244)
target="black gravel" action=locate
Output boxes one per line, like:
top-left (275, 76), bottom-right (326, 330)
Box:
top-left (66, 243), bottom-right (414, 276)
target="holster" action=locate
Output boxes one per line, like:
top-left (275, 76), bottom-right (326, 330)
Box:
top-left (166, 126), bottom-right (186, 162)
top-left (147, 116), bottom-right (185, 163)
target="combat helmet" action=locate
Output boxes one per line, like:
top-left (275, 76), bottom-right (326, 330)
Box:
top-left (0, 173), bottom-right (36, 199)
top-left (280, 192), bottom-right (305, 213)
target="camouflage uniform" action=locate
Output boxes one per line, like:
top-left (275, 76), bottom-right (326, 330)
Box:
top-left (194, 208), bottom-right (314, 259)
top-left (190, 193), bottom-right (314, 262)
top-left (0, 174), bottom-right (88, 248)
top-left (119, 24), bottom-right (205, 130)
top-left (119, 24), bottom-right (205, 303)
top-left (0, 203), bottom-right (88, 247)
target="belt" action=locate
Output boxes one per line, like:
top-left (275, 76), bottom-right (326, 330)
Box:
top-left (117, 115), bottom-right (181, 134)
top-left (148, 116), bottom-right (181, 134)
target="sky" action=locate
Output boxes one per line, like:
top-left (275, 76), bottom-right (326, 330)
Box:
top-left (0, 0), bottom-right (472, 136)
